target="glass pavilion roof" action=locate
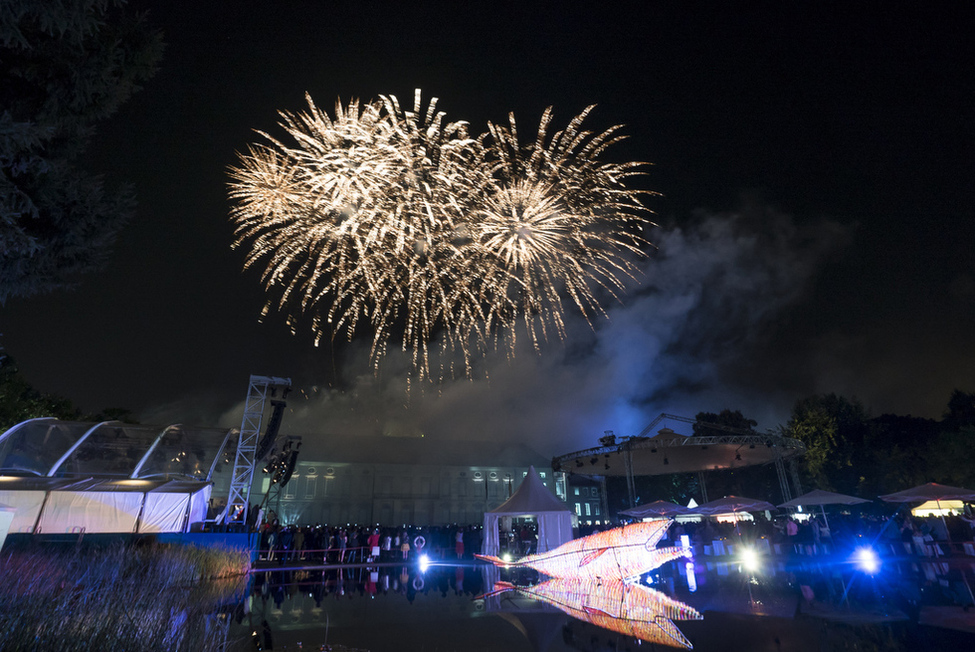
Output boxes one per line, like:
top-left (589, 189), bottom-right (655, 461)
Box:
top-left (0, 418), bottom-right (238, 482)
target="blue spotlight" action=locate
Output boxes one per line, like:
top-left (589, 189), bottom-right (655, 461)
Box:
top-left (853, 547), bottom-right (880, 574)
top-left (419, 553), bottom-right (431, 573)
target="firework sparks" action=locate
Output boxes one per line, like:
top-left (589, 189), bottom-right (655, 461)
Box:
top-left (477, 105), bottom-right (654, 350)
top-left (228, 91), bottom-right (655, 379)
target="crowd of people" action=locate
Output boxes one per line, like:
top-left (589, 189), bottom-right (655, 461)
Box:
top-left (636, 507), bottom-right (975, 558)
top-left (253, 505), bottom-right (975, 566)
top-left (257, 521), bottom-right (485, 564)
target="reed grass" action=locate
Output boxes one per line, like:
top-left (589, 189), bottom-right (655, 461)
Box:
top-left (0, 542), bottom-right (251, 651)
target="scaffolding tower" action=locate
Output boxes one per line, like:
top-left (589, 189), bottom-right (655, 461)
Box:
top-left (225, 374), bottom-right (291, 529)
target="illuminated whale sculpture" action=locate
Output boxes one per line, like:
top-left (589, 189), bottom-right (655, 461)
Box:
top-left (484, 576), bottom-right (702, 649)
top-left (475, 520), bottom-right (690, 581)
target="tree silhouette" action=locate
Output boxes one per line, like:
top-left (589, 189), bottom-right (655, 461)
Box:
top-left (1, 0), bottom-right (163, 302)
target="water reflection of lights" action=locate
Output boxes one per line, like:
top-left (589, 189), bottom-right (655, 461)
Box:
top-left (242, 555), bottom-right (975, 650)
top-left (487, 577), bottom-right (702, 649)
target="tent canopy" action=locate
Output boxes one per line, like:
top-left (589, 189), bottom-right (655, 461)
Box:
top-left (488, 466), bottom-right (571, 516)
top-left (0, 418), bottom-right (236, 482)
top-left (482, 466), bottom-right (573, 556)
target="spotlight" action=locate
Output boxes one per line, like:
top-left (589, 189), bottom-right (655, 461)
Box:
top-left (604, 463), bottom-right (610, 470)
top-left (735, 453), bottom-right (742, 461)
top-left (575, 460), bottom-right (583, 468)
top-left (749, 444), bottom-right (755, 449)
top-left (651, 448), bottom-right (657, 454)
top-left (590, 457), bottom-right (598, 465)
top-left (853, 547), bottom-right (880, 574)
top-left (663, 457), bottom-right (669, 465)
top-left (740, 547), bottom-right (760, 573)
top-left (765, 441), bottom-right (773, 448)
top-left (419, 554), bottom-right (431, 573)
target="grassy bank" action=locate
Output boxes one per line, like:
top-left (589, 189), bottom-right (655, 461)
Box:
top-left (0, 542), bottom-right (250, 651)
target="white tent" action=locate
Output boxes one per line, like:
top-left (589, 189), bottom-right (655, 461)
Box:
top-left (481, 466), bottom-right (574, 556)
top-left (0, 478), bottom-right (211, 535)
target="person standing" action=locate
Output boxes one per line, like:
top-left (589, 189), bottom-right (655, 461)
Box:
top-left (401, 531), bottom-right (411, 560)
top-left (786, 518), bottom-right (799, 553)
top-left (455, 527), bottom-right (465, 559)
top-left (338, 529), bottom-right (348, 563)
top-left (382, 529), bottom-right (393, 561)
top-left (367, 529), bottom-right (381, 561)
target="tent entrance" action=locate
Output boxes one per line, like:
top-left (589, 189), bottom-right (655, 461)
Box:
top-left (500, 516), bottom-right (538, 555)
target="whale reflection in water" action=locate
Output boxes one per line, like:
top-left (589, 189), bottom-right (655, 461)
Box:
top-left (476, 521), bottom-right (690, 581)
top-left (485, 576), bottom-right (702, 649)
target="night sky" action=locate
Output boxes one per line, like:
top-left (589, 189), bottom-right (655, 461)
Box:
top-left (2, 1), bottom-right (972, 457)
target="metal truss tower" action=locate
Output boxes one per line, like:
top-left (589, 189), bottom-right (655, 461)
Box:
top-left (225, 374), bottom-right (291, 529)
top-left (774, 453), bottom-right (793, 504)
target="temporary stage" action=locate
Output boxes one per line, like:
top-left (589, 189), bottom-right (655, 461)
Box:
top-left (552, 414), bottom-right (806, 507)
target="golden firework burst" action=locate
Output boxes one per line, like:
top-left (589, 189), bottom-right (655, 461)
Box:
top-left (228, 91), bottom-right (656, 379)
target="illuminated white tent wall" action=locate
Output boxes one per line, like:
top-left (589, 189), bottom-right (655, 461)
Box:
top-left (0, 504), bottom-right (14, 550)
top-left (482, 465), bottom-right (574, 556)
top-left (0, 419), bottom-right (236, 535)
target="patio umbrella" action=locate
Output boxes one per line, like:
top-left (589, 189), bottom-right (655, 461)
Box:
top-left (693, 495), bottom-right (777, 537)
top-left (878, 482), bottom-right (975, 504)
top-left (879, 482), bottom-right (975, 545)
top-left (778, 489), bottom-right (871, 531)
top-left (694, 495), bottom-right (778, 516)
top-left (620, 500), bottom-right (696, 520)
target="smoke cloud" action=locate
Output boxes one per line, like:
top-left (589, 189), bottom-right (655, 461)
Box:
top-left (208, 206), bottom-right (850, 458)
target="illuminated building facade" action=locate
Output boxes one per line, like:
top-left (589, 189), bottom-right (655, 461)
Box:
top-left (255, 436), bottom-right (567, 527)
top-left (564, 475), bottom-right (608, 526)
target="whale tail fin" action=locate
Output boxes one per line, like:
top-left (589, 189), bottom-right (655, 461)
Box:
top-left (477, 581), bottom-right (517, 600)
top-left (474, 553), bottom-right (518, 567)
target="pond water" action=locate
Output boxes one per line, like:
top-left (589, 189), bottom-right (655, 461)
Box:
top-left (223, 550), bottom-right (975, 652)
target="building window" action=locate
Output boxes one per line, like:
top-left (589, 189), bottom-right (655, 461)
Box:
top-left (575, 503), bottom-right (582, 516)
top-left (593, 503), bottom-right (600, 516)
top-left (585, 503), bottom-right (591, 517)
top-left (305, 475), bottom-right (317, 498)
top-left (591, 487), bottom-right (598, 497)
top-left (574, 488), bottom-right (580, 496)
